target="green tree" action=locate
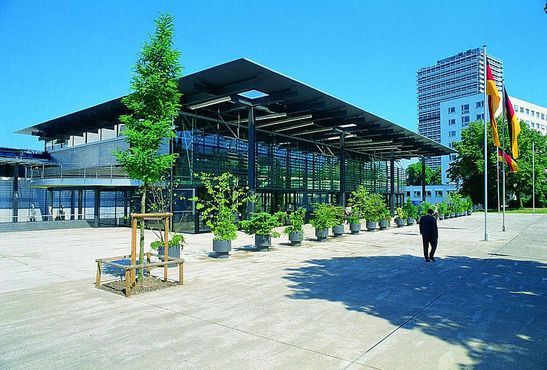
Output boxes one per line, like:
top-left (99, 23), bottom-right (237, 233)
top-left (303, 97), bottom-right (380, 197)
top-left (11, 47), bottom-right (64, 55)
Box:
top-left (448, 119), bottom-right (546, 208)
top-left (115, 14), bottom-right (182, 279)
top-left (405, 162), bottom-right (441, 185)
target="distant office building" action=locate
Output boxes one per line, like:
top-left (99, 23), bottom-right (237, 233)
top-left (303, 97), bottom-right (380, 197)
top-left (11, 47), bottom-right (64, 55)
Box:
top-left (439, 94), bottom-right (546, 184)
top-left (403, 184), bottom-right (457, 205)
top-left (417, 48), bottom-right (503, 168)
top-left (510, 97), bottom-right (547, 135)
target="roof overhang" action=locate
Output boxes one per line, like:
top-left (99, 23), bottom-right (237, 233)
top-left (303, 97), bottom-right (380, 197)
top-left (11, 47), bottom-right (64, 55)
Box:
top-left (18, 58), bottom-right (456, 160)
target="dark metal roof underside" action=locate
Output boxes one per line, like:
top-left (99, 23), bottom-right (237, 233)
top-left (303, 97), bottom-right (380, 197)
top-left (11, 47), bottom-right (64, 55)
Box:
top-left (18, 58), bottom-right (455, 160)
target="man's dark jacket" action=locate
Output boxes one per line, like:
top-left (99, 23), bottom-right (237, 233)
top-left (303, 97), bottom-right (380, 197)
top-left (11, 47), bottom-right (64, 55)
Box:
top-left (419, 214), bottom-right (438, 239)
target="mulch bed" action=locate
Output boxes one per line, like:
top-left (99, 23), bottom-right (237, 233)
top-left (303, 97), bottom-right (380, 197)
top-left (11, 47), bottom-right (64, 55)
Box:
top-left (99, 275), bottom-right (179, 297)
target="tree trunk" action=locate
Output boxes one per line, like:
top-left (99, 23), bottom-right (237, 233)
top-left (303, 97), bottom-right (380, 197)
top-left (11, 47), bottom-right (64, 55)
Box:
top-left (138, 186), bottom-right (146, 281)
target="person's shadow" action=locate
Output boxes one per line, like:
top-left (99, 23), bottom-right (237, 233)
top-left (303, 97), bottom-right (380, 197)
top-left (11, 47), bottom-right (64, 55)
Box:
top-left (283, 254), bottom-right (547, 368)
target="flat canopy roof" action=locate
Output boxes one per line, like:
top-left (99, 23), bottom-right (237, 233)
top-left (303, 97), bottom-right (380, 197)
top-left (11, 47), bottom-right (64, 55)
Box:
top-left (18, 58), bottom-right (455, 160)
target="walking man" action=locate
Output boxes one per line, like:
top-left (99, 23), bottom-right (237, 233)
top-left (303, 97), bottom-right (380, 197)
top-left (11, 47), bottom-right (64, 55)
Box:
top-left (419, 208), bottom-right (438, 262)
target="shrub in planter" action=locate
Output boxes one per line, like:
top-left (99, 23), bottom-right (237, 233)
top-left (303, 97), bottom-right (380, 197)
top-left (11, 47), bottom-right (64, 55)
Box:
top-left (347, 185), bottom-right (368, 234)
top-left (363, 193), bottom-right (386, 231)
top-left (379, 208), bottom-right (391, 230)
top-left (332, 206), bottom-right (346, 236)
top-left (310, 203), bottom-right (336, 242)
top-left (191, 172), bottom-right (251, 257)
top-left (240, 212), bottom-right (284, 250)
top-left (347, 214), bottom-right (362, 234)
top-left (151, 233), bottom-right (185, 264)
top-left (284, 208), bottom-right (306, 246)
top-left (395, 207), bottom-right (406, 227)
top-left (403, 199), bottom-right (418, 225)
top-left (438, 202), bottom-right (448, 220)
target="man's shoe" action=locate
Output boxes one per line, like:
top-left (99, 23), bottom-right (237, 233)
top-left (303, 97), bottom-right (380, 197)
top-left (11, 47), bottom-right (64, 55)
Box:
top-left (429, 257), bottom-right (436, 262)
top-left (425, 259), bottom-right (430, 262)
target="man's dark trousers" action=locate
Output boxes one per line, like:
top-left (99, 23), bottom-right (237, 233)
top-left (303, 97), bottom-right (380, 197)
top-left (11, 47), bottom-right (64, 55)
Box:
top-left (419, 214), bottom-right (438, 260)
top-left (422, 236), bottom-right (438, 260)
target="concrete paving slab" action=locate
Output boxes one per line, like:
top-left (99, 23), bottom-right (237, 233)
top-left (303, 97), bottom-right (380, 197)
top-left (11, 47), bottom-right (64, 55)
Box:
top-left (0, 213), bottom-right (545, 369)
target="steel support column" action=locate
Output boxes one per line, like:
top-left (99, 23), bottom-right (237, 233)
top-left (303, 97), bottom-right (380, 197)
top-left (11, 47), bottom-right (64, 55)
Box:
top-left (389, 151), bottom-right (395, 215)
top-left (47, 189), bottom-right (53, 221)
top-left (77, 190), bottom-right (83, 220)
top-left (12, 164), bottom-right (19, 223)
top-left (70, 190), bottom-right (75, 220)
top-left (247, 107), bottom-right (256, 216)
top-left (421, 157), bottom-right (426, 202)
top-left (339, 132), bottom-right (346, 206)
top-left (93, 189), bottom-right (100, 228)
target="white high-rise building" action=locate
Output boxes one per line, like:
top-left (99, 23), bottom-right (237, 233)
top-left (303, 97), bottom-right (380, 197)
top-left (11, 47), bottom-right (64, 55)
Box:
top-left (510, 97), bottom-right (547, 135)
top-left (439, 94), bottom-right (546, 184)
top-left (417, 48), bottom-right (503, 168)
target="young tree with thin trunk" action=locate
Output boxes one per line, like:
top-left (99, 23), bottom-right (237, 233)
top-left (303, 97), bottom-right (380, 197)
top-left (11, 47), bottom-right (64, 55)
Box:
top-left (116, 13), bottom-right (182, 280)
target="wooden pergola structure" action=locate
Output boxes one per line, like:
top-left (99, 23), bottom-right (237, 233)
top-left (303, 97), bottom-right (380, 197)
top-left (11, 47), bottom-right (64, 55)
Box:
top-left (95, 212), bottom-right (184, 297)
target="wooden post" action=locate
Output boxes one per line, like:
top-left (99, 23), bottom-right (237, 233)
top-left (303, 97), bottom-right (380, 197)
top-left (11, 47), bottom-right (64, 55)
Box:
top-left (131, 216), bottom-right (138, 284)
top-left (163, 215), bottom-right (169, 282)
top-left (125, 270), bottom-right (131, 297)
top-left (95, 262), bottom-right (102, 288)
top-left (178, 262), bottom-right (184, 285)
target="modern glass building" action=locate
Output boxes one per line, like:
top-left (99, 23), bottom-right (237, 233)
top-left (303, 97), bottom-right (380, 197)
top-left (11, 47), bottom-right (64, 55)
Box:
top-left (4, 59), bottom-right (453, 232)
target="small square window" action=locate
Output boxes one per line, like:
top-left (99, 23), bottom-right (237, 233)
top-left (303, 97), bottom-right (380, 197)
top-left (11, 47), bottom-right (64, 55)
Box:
top-left (448, 107), bottom-right (455, 114)
top-left (461, 104), bottom-right (470, 114)
top-left (448, 118), bottom-right (456, 125)
top-left (476, 101), bottom-right (484, 108)
top-left (520, 107), bottom-right (524, 113)
top-left (435, 190), bottom-right (443, 197)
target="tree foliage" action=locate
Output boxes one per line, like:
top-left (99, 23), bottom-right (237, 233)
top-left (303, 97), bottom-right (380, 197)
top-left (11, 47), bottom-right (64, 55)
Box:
top-left (115, 14), bottom-right (182, 278)
top-left (405, 162), bottom-right (441, 185)
top-left (448, 119), bottom-right (546, 207)
top-left (115, 13), bottom-right (182, 183)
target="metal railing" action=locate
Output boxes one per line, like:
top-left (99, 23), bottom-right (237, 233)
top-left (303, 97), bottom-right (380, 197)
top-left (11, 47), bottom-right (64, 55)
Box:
top-left (29, 165), bottom-right (130, 180)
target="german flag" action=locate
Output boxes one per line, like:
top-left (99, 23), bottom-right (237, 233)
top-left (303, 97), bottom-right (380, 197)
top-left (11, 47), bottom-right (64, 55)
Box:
top-left (498, 149), bottom-right (519, 172)
top-left (504, 89), bottom-right (521, 158)
top-left (486, 62), bottom-right (501, 147)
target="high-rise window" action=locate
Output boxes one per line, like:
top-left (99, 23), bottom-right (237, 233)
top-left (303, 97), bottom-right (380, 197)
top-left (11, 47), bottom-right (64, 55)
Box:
top-left (476, 114), bottom-right (484, 121)
top-left (526, 109), bottom-right (530, 115)
top-left (448, 107), bottom-right (455, 114)
top-left (461, 104), bottom-right (470, 114)
top-left (448, 118), bottom-right (456, 125)
top-left (520, 107), bottom-right (524, 113)
top-left (462, 116), bottom-right (470, 125)
top-left (449, 130), bottom-right (456, 137)
top-left (476, 101), bottom-right (484, 108)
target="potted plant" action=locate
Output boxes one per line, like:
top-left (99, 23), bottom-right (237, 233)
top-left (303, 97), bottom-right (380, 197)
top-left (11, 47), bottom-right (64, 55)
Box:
top-left (403, 199), bottom-right (418, 225)
top-left (379, 208), bottom-right (391, 230)
top-left (347, 185), bottom-right (367, 234)
top-left (363, 193), bottom-right (385, 231)
top-left (347, 212), bottom-right (362, 234)
top-left (150, 233), bottom-right (185, 262)
top-left (284, 208), bottom-right (306, 246)
top-left (240, 212), bottom-right (283, 250)
top-left (332, 206), bottom-right (346, 237)
top-left (438, 202), bottom-right (447, 220)
top-left (465, 196), bottom-right (473, 215)
top-left (310, 203), bottom-right (336, 242)
top-left (418, 201), bottom-right (432, 223)
top-left (395, 207), bottom-right (406, 227)
top-left (192, 172), bottom-right (251, 257)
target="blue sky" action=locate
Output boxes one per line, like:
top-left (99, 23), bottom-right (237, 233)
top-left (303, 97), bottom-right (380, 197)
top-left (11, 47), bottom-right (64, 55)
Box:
top-left (1, 0), bottom-right (545, 150)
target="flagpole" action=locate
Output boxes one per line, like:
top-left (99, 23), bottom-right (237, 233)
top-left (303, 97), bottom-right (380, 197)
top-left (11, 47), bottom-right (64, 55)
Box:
top-left (483, 45), bottom-right (489, 241)
top-left (502, 82), bottom-right (506, 231)
top-left (496, 151), bottom-right (500, 213)
top-left (532, 141), bottom-right (535, 215)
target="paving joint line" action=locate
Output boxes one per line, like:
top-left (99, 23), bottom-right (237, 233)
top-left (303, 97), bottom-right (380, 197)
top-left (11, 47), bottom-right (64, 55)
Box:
top-left (344, 216), bottom-right (542, 369)
top-left (3, 256), bottom-right (71, 281)
top-left (129, 296), bottom-right (380, 368)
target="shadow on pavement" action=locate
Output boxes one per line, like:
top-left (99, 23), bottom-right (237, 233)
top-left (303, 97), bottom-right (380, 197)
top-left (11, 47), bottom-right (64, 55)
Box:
top-left (284, 254), bottom-right (547, 368)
